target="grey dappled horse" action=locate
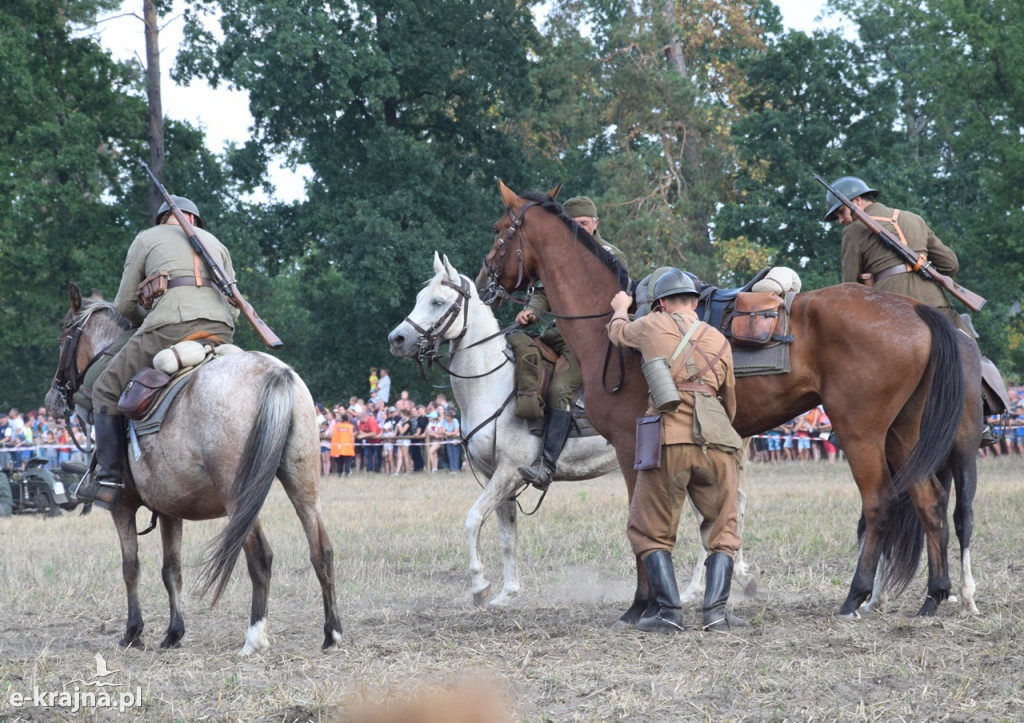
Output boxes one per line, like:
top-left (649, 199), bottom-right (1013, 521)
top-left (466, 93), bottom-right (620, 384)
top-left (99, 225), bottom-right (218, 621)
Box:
top-left (47, 283), bottom-right (343, 654)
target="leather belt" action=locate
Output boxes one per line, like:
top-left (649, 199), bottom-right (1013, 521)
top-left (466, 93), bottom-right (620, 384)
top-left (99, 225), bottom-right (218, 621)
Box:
top-left (873, 264), bottom-right (910, 284)
top-left (677, 380), bottom-right (718, 396)
top-left (167, 276), bottom-right (214, 289)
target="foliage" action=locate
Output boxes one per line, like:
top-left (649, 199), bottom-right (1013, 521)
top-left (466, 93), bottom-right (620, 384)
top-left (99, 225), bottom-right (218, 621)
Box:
top-left (0, 0), bottom-right (147, 409)
top-left (174, 0), bottom-right (544, 404)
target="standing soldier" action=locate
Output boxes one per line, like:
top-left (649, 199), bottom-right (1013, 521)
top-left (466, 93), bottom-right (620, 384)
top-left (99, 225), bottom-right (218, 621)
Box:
top-left (78, 196), bottom-right (238, 508)
top-left (607, 269), bottom-right (747, 633)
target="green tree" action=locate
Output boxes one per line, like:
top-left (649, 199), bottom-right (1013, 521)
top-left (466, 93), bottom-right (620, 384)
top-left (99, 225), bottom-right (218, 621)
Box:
top-left (174, 0), bottom-right (544, 403)
top-left (0, 0), bottom-right (150, 409)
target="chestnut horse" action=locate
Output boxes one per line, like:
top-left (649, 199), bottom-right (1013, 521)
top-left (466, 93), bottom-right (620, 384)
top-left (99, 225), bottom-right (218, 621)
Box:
top-left (478, 182), bottom-right (972, 621)
top-left (46, 284), bottom-right (343, 654)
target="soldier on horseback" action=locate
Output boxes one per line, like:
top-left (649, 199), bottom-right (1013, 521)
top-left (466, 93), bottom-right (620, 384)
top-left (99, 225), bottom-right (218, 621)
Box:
top-left (76, 196), bottom-right (238, 508)
top-left (516, 196), bottom-right (628, 490)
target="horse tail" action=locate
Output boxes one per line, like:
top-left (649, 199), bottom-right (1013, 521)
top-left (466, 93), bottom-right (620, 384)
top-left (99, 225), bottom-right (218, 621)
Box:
top-left (200, 366), bottom-right (296, 605)
top-left (877, 489), bottom-right (925, 595)
top-left (890, 304), bottom-right (965, 499)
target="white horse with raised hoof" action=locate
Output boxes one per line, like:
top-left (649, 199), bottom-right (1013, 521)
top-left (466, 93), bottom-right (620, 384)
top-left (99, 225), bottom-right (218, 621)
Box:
top-left (389, 253), bottom-right (751, 610)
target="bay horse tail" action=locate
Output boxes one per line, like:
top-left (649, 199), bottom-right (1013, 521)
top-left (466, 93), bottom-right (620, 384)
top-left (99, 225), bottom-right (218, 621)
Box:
top-left (200, 366), bottom-right (296, 605)
top-left (890, 305), bottom-right (965, 499)
top-left (877, 304), bottom-right (965, 595)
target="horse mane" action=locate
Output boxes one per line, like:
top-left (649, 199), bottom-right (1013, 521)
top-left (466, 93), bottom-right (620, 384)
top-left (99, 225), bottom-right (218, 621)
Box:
top-left (69, 297), bottom-right (133, 332)
top-left (520, 191), bottom-right (631, 291)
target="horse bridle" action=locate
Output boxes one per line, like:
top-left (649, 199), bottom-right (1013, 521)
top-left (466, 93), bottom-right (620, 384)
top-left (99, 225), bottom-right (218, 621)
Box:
top-left (479, 201), bottom-right (540, 305)
top-left (401, 275), bottom-right (474, 361)
top-left (478, 199), bottom-right (627, 394)
top-left (51, 312), bottom-right (118, 454)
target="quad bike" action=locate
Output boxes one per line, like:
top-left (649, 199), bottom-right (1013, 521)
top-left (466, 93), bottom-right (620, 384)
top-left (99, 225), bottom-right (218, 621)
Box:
top-left (0, 457), bottom-right (88, 516)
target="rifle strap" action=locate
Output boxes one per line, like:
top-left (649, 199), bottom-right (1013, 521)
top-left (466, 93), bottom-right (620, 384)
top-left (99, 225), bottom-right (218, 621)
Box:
top-left (870, 209), bottom-right (925, 272)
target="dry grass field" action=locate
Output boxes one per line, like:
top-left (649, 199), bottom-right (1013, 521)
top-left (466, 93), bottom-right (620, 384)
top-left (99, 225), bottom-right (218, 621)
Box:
top-left (1, 456), bottom-right (1023, 721)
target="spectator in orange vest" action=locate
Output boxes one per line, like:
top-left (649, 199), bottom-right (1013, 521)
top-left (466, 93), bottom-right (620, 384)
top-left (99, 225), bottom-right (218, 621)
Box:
top-left (331, 413), bottom-right (357, 476)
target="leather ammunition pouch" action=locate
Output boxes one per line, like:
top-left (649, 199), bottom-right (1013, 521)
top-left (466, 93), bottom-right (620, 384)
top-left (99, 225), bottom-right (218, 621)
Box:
top-left (117, 368), bottom-right (172, 420)
top-left (728, 292), bottom-right (784, 348)
top-left (137, 271), bottom-right (170, 310)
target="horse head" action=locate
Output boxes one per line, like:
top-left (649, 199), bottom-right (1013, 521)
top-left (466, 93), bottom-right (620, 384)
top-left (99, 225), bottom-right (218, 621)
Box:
top-left (388, 251), bottom-right (475, 360)
top-left (46, 282), bottom-right (132, 420)
top-left (476, 180), bottom-right (564, 305)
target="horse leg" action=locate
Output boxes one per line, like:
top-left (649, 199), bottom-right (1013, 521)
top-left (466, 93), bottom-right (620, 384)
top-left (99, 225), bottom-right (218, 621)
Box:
top-left (613, 461), bottom-right (651, 629)
top-left (905, 475), bottom-right (951, 616)
top-left (111, 504), bottom-right (144, 648)
top-left (679, 496), bottom-right (707, 604)
top-left (836, 444), bottom-right (890, 619)
top-left (239, 521), bottom-right (273, 656)
top-left (949, 453), bottom-right (979, 615)
top-left (278, 472), bottom-right (344, 650)
top-left (731, 469), bottom-right (757, 597)
top-left (159, 515), bottom-right (186, 648)
top-left (489, 497), bottom-right (521, 607)
top-left (465, 470), bottom-right (514, 606)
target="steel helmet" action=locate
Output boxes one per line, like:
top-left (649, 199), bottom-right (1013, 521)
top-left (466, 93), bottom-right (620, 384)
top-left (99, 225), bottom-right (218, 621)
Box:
top-left (652, 267), bottom-right (698, 303)
top-left (156, 195), bottom-right (204, 228)
top-left (823, 176), bottom-right (878, 221)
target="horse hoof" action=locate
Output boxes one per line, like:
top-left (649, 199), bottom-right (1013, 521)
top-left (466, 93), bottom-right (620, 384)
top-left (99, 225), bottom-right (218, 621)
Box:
top-left (610, 618), bottom-right (637, 632)
top-left (834, 610), bottom-right (861, 622)
top-left (472, 585), bottom-right (491, 607)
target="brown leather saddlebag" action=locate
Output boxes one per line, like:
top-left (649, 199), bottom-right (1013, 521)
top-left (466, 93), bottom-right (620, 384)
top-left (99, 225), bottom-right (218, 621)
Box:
top-left (117, 367), bottom-right (172, 420)
top-left (729, 292), bottom-right (784, 348)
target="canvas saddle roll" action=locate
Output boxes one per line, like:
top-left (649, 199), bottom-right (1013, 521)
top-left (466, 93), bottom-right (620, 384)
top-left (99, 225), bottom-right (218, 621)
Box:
top-left (508, 330), bottom-right (559, 419)
top-left (728, 292), bottom-right (785, 348)
top-left (117, 340), bottom-right (240, 421)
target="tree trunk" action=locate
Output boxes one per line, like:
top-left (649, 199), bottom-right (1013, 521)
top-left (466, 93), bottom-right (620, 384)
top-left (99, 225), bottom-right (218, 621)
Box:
top-left (144, 0), bottom-right (165, 221)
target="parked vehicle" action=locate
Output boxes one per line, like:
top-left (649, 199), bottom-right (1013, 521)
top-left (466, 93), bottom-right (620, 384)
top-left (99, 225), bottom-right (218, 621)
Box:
top-left (0, 457), bottom-right (88, 516)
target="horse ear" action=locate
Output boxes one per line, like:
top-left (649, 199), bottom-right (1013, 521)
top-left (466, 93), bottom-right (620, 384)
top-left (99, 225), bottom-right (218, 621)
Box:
top-left (498, 180), bottom-right (522, 212)
top-left (433, 251), bottom-right (444, 275)
top-left (441, 254), bottom-right (459, 281)
top-left (69, 283), bottom-right (82, 314)
top-left (547, 182), bottom-right (562, 200)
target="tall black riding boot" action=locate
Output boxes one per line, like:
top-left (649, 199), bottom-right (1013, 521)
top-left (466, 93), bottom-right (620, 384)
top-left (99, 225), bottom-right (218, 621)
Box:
top-left (702, 552), bottom-right (749, 632)
top-left (636, 550), bottom-right (685, 634)
top-left (518, 408), bottom-right (573, 490)
top-left (75, 413), bottom-right (127, 511)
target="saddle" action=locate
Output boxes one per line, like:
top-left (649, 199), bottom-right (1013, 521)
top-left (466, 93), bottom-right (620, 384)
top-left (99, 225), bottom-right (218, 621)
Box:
top-left (117, 341), bottom-right (243, 423)
top-left (634, 267), bottom-right (796, 349)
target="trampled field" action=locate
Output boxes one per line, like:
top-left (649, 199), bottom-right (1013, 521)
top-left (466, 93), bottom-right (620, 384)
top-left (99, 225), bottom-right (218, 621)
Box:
top-left (1, 457), bottom-right (1022, 721)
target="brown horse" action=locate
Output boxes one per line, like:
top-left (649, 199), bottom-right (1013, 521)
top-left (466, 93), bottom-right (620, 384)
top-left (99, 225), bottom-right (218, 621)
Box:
top-left (46, 284), bottom-right (343, 653)
top-left (478, 182), bottom-right (972, 620)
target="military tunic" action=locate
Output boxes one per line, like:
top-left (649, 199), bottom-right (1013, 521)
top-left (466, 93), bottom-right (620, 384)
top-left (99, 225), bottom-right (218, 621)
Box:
top-left (841, 201), bottom-right (962, 327)
top-left (93, 223), bottom-right (239, 413)
top-left (607, 306), bottom-right (742, 558)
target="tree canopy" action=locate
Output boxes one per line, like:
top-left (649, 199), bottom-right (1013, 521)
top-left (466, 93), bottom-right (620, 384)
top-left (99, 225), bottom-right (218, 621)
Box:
top-left (1, 0), bottom-right (1021, 412)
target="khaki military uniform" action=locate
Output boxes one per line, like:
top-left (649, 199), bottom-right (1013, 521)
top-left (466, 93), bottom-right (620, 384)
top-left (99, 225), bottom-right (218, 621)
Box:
top-left (607, 307), bottom-right (741, 558)
top-left (841, 201), bottom-right (964, 329)
top-left (93, 223), bottom-right (239, 413)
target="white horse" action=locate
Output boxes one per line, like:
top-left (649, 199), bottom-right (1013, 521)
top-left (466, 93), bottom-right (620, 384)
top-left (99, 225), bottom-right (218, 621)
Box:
top-left (388, 253), bottom-right (742, 608)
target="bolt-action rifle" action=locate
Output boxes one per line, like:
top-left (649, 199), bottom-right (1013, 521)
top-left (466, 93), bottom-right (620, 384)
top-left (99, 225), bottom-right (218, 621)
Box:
top-left (814, 173), bottom-right (986, 312)
top-left (143, 163), bottom-right (283, 348)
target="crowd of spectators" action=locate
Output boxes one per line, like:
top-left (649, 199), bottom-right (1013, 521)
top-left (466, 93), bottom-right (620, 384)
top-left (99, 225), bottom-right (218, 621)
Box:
top-left (317, 367), bottom-right (465, 477)
top-left (748, 385), bottom-right (1024, 464)
top-left (0, 406), bottom-right (90, 471)
top-left (2, 375), bottom-right (1018, 480)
